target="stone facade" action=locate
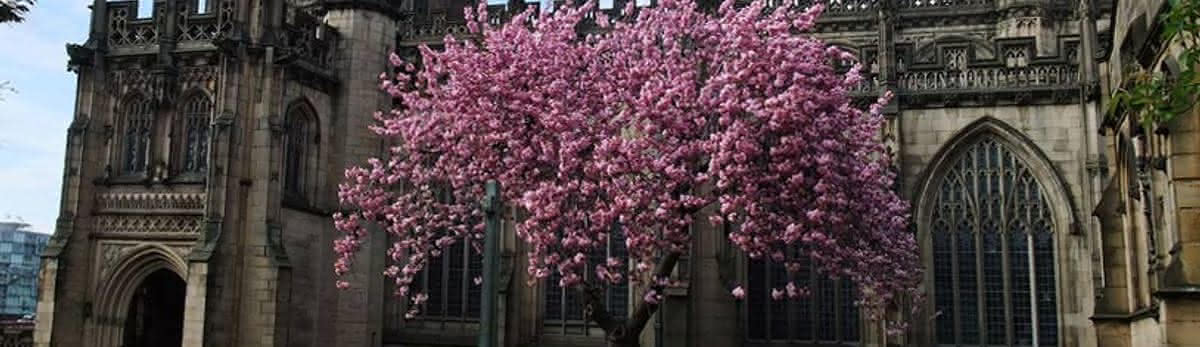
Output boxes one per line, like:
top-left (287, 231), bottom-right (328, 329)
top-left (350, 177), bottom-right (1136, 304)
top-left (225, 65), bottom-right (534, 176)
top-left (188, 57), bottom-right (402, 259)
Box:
top-left (33, 0), bottom-right (1199, 346)
top-left (1092, 1), bottom-right (1200, 347)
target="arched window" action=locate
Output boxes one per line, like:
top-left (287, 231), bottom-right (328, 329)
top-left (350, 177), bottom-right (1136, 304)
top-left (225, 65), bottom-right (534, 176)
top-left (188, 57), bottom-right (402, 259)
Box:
top-left (283, 102), bottom-right (317, 199)
top-left (543, 230), bottom-right (628, 336)
top-left (745, 252), bottom-right (859, 346)
top-left (120, 95), bottom-right (155, 175)
top-left (179, 92), bottom-right (211, 175)
top-left (930, 137), bottom-right (1058, 347)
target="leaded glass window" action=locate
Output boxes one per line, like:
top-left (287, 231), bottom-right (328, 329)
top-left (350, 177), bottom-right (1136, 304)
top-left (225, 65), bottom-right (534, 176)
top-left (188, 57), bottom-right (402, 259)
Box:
top-left (410, 240), bottom-right (484, 321)
top-left (120, 95), bottom-right (154, 175)
top-left (746, 251), bottom-right (860, 346)
top-left (180, 93), bottom-right (211, 174)
top-left (283, 103), bottom-right (316, 198)
top-left (930, 138), bottom-right (1058, 347)
top-left (544, 230), bottom-right (629, 336)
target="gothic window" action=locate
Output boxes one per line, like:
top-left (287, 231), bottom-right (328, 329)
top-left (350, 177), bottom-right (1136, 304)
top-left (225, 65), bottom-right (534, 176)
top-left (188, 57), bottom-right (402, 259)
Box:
top-left (544, 230), bottom-right (629, 336)
top-left (119, 95), bottom-right (155, 176)
top-left (178, 92), bottom-right (211, 175)
top-left (930, 137), bottom-right (1058, 347)
top-left (745, 251), bottom-right (860, 346)
top-left (282, 102), bottom-right (317, 200)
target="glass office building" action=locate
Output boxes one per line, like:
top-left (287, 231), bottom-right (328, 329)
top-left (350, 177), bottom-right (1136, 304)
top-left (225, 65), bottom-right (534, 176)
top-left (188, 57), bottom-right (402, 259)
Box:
top-left (0, 219), bottom-right (49, 317)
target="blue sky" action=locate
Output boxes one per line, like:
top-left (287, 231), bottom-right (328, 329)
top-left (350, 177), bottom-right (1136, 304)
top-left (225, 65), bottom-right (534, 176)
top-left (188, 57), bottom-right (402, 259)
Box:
top-left (0, 0), bottom-right (648, 235)
top-left (0, 0), bottom-right (91, 234)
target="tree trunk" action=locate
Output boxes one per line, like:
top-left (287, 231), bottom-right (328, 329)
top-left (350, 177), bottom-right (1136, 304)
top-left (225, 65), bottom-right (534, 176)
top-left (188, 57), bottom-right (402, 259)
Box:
top-left (578, 251), bottom-right (682, 347)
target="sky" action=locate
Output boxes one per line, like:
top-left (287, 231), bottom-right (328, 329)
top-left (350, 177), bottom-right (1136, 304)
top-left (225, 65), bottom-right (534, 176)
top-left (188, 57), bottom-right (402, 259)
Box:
top-left (0, 0), bottom-right (91, 234)
top-left (0, 0), bottom-right (647, 235)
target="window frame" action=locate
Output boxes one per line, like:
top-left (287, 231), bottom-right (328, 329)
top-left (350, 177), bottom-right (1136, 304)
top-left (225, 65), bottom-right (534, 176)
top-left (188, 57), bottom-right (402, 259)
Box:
top-left (539, 229), bottom-right (630, 340)
top-left (920, 135), bottom-right (1065, 347)
top-left (116, 94), bottom-right (156, 178)
top-left (173, 90), bottom-right (213, 180)
top-left (742, 250), bottom-right (863, 347)
top-left (281, 101), bottom-right (319, 205)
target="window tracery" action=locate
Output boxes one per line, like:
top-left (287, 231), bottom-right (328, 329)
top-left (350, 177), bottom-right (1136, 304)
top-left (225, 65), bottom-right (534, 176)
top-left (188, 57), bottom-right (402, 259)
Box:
top-left (179, 92), bottom-right (211, 175)
top-left (930, 137), bottom-right (1058, 346)
top-left (120, 95), bottom-right (155, 176)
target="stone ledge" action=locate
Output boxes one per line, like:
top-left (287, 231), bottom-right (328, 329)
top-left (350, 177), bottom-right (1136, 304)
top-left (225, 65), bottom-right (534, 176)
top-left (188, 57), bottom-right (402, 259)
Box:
top-left (1091, 304), bottom-right (1160, 323)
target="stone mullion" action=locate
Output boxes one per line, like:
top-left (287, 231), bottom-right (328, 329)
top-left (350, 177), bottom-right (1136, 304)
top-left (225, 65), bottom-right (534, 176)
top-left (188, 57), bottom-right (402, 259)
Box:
top-left (1000, 154), bottom-right (1013, 347)
top-left (971, 150), bottom-right (987, 347)
top-left (950, 210), bottom-right (962, 346)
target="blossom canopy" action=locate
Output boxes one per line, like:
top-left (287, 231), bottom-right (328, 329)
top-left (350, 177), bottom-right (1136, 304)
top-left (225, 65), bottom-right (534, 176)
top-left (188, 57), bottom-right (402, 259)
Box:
top-left (333, 0), bottom-right (921, 327)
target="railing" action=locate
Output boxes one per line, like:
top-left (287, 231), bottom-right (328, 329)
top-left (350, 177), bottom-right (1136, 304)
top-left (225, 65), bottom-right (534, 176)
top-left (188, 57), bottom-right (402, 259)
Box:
top-left (398, 12), bottom-right (472, 42)
top-left (107, 1), bottom-right (159, 50)
top-left (176, 0), bottom-right (222, 44)
top-left (897, 64), bottom-right (1078, 92)
top-left (896, 0), bottom-right (992, 9)
top-left (107, 0), bottom-right (237, 50)
top-left (793, 0), bottom-right (879, 15)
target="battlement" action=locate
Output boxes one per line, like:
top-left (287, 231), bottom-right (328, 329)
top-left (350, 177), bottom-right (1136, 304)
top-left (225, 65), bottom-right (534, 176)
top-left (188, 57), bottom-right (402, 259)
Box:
top-left (101, 0), bottom-right (339, 71)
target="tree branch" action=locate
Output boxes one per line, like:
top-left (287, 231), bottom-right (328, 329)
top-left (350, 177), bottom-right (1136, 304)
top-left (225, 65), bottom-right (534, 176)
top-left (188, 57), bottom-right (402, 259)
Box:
top-left (620, 249), bottom-right (681, 343)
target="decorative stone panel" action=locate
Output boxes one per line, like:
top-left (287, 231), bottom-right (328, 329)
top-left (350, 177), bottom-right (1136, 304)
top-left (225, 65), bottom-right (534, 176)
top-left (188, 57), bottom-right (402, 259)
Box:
top-left (93, 215), bottom-right (204, 236)
top-left (96, 192), bottom-right (206, 214)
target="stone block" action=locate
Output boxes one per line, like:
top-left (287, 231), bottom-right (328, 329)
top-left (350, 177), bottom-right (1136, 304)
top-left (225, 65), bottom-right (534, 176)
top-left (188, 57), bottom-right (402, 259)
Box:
top-left (1165, 320), bottom-right (1200, 346)
top-left (1179, 209), bottom-right (1200, 242)
top-left (1176, 181), bottom-right (1200, 208)
top-left (1171, 130), bottom-right (1200, 154)
top-left (1172, 153), bottom-right (1200, 180)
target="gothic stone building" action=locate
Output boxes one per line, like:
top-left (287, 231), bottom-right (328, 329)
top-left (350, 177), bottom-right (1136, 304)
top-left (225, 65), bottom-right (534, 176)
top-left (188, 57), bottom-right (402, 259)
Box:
top-left (34, 0), bottom-right (1200, 346)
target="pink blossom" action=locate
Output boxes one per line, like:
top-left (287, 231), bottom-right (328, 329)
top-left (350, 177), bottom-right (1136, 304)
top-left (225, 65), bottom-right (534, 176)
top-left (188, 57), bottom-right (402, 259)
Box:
top-left (334, 0), bottom-right (920, 331)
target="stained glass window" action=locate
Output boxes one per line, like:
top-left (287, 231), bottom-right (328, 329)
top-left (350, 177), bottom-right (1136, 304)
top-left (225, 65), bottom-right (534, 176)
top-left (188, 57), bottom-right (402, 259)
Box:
top-left (544, 230), bottom-right (629, 336)
top-left (180, 93), bottom-right (211, 175)
top-left (746, 250), bottom-right (860, 346)
top-left (120, 95), bottom-right (154, 175)
top-left (930, 138), bottom-right (1058, 346)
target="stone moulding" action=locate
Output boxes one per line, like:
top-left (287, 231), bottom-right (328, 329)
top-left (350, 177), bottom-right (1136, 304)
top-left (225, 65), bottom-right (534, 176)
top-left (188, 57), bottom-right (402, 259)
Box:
top-left (93, 215), bottom-right (205, 237)
top-left (95, 192), bottom-right (206, 214)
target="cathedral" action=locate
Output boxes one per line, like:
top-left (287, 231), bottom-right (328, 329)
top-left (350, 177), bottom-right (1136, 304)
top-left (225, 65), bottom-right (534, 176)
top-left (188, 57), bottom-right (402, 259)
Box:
top-left (30, 0), bottom-right (1200, 346)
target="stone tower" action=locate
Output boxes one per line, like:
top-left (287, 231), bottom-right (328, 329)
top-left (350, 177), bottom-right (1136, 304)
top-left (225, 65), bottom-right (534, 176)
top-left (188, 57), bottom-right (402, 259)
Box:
top-left (35, 0), bottom-right (402, 346)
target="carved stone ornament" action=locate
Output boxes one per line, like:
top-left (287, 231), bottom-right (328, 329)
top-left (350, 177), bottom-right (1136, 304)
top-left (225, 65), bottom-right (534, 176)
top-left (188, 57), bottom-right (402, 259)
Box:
top-left (96, 192), bottom-right (206, 213)
top-left (99, 243), bottom-right (135, 278)
top-left (93, 215), bottom-right (204, 235)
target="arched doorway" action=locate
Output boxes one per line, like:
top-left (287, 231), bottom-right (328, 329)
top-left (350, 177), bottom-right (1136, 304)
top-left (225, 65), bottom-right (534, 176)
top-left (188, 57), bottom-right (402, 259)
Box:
top-left (121, 269), bottom-right (185, 347)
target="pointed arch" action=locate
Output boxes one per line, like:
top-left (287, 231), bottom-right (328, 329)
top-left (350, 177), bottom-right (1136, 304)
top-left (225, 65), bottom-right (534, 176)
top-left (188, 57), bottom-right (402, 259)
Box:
top-left (117, 92), bottom-right (155, 176)
top-left (176, 89), bottom-right (213, 175)
top-left (91, 244), bottom-right (188, 347)
top-left (283, 98), bottom-right (320, 201)
top-left (914, 117), bottom-right (1077, 347)
top-left (914, 117), bottom-right (1080, 230)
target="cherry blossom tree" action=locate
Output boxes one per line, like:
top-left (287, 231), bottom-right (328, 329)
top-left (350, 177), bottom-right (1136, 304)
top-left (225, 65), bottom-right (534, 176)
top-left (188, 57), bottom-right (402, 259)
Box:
top-left (333, 0), bottom-right (921, 345)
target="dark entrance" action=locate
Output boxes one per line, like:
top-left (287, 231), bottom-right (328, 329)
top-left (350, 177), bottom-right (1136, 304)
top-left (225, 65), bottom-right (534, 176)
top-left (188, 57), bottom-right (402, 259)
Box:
top-left (122, 269), bottom-right (185, 347)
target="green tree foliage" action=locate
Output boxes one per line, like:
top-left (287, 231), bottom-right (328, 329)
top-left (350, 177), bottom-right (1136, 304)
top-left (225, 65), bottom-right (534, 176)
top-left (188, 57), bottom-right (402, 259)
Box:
top-left (1107, 0), bottom-right (1200, 132)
